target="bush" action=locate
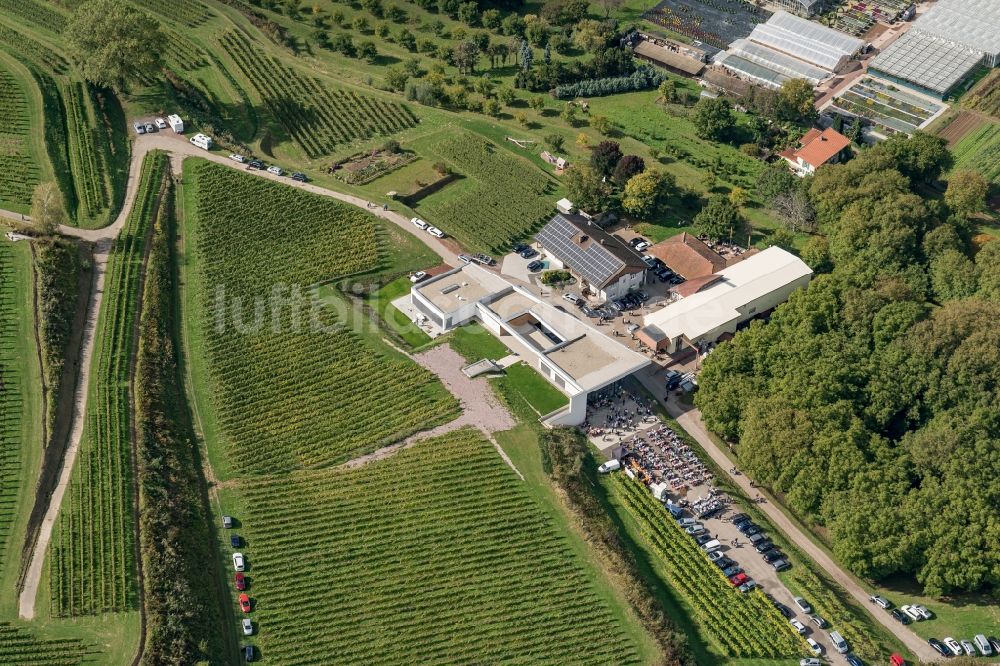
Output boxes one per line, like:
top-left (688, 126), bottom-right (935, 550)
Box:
top-left (541, 269), bottom-right (572, 285)
top-left (553, 65), bottom-right (665, 99)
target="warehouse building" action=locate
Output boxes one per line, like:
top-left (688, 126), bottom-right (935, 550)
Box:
top-left (715, 11), bottom-right (864, 89)
top-left (636, 246), bottom-right (812, 355)
top-left (868, 0), bottom-right (1000, 98)
top-left (410, 265), bottom-right (650, 425)
top-left (534, 213), bottom-right (647, 303)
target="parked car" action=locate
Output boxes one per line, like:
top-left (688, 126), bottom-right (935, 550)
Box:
top-left (770, 557), bottom-right (790, 571)
top-left (247, 159), bottom-right (264, 170)
top-left (714, 557), bottom-right (735, 570)
top-left (230, 535), bottom-right (242, 548)
top-left (244, 644), bottom-right (255, 662)
top-left (911, 604), bottom-right (933, 620)
top-left (729, 573), bottom-right (749, 586)
top-left (729, 513), bottom-right (749, 524)
top-left (889, 609), bottom-right (911, 625)
top-left (238, 593), bottom-right (251, 613)
top-left (512, 242), bottom-right (528, 253)
top-left (634, 240), bottom-right (651, 251)
top-left (869, 595), bottom-right (892, 610)
top-left (694, 534), bottom-right (713, 546)
top-left (411, 217), bottom-right (428, 230)
top-left (942, 637), bottom-right (962, 656)
top-left (754, 540), bottom-right (774, 553)
top-left (960, 640), bottom-right (976, 656)
top-left (748, 532), bottom-right (767, 545)
top-left (266, 165), bottom-right (283, 176)
top-left (721, 565), bottom-right (742, 578)
top-left (927, 638), bottom-right (948, 657)
top-left (800, 659), bottom-right (822, 666)
top-left (290, 172), bottom-right (307, 182)
top-left (900, 605), bottom-right (922, 622)
top-left (235, 572), bottom-right (246, 591)
top-left (409, 271), bottom-right (428, 283)
top-left (472, 253), bottom-right (495, 266)
top-left (628, 237), bottom-right (647, 248)
top-left (133, 122), bottom-right (146, 135)
top-left (519, 247), bottom-right (537, 258)
top-left (793, 597), bottom-right (812, 614)
top-left (144, 123), bottom-right (156, 133)
top-left (457, 254), bottom-right (473, 264)
top-left (223, 516), bottom-right (234, 529)
top-left (738, 523), bottom-right (761, 536)
top-left (229, 153), bottom-right (246, 163)
top-left (154, 117), bottom-right (167, 129)
top-left (806, 638), bottom-right (822, 655)
top-left (889, 654), bottom-right (904, 666)
top-left (773, 602), bottom-right (792, 619)
top-left (845, 654), bottom-right (864, 666)
top-left (232, 552), bottom-right (245, 572)
top-left (809, 615), bottom-right (827, 629)
top-left (707, 550), bottom-right (724, 562)
top-left (641, 255), bottom-right (657, 268)
top-left (738, 581), bottom-right (757, 593)
top-left (685, 524), bottom-right (705, 536)
top-left (242, 618), bottom-right (253, 635)
top-left (790, 619), bottom-right (807, 634)
top-left (426, 226), bottom-right (445, 238)
top-left (527, 260), bottom-right (544, 272)
top-left (562, 293), bottom-right (581, 305)
top-left (701, 539), bottom-right (722, 553)
top-left (989, 636), bottom-right (1000, 654)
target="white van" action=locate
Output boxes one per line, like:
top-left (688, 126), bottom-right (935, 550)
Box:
top-left (701, 539), bottom-right (722, 553)
top-left (828, 631), bottom-right (849, 654)
top-left (189, 133), bottom-right (212, 150)
top-left (597, 459), bottom-right (620, 474)
top-left (974, 635), bottom-right (993, 656)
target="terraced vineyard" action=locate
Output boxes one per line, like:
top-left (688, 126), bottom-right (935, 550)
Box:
top-left (0, 244), bottom-right (28, 568)
top-left (0, 622), bottom-right (93, 664)
top-left (240, 429), bottom-right (641, 665)
top-left (186, 161), bottom-right (457, 473)
top-left (950, 122), bottom-right (1000, 183)
top-left (131, 0), bottom-right (212, 27)
top-left (218, 31), bottom-right (418, 158)
top-left (0, 0), bottom-right (66, 33)
top-left (611, 474), bottom-right (806, 659)
top-left (0, 21), bottom-right (68, 73)
top-left (417, 133), bottom-right (555, 252)
top-left (0, 62), bottom-right (40, 211)
top-left (49, 153), bottom-right (169, 616)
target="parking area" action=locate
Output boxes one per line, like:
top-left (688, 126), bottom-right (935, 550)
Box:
top-left (587, 384), bottom-right (850, 663)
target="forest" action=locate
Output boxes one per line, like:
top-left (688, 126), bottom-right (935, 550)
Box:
top-left (696, 133), bottom-right (1000, 596)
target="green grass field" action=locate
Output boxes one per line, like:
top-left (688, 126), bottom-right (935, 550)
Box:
top-left (237, 428), bottom-right (644, 664)
top-left (950, 122), bottom-right (1000, 183)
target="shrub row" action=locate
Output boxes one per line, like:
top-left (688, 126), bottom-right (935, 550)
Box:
top-left (553, 65), bottom-right (666, 100)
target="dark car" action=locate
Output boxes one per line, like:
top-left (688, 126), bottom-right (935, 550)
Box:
top-left (714, 557), bottom-right (735, 570)
top-left (519, 247), bottom-right (538, 259)
top-left (762, 550), bottom-right (784, 564)
top-left (512, 243), bottom-right (528, 253)
top-left (754, 540), bottom-right (774, 553)
top-left (846, 655), bottom-right (864, 666)
top-left (989, 637), bottom-right (1000, 654)
top-left (738, 523), bottom-right (760, 536)
top-left (771, 558), bottom-right (790, 571)
top-left (730, 513), bottom-right (750, 524)
top-left (290, 172), bottom-right (307, 182)
top-left (927, 639), bottom-right (948, 657)
top-left (694, 534), bottom-right (714, 546)
top-left (231, 535), bottom-right (242, 548)
top-left (243, 644), bottom-right (255, 662)
top-left (773, 602), bottom-right (792, 618)
top-left (527, 260), bottom-right (544, 272)
top-left (889, 608), bottom-right (912, 625)
top-left (247, 159), bottom-right (264, 170)
top-left (628, 237), bottom-right (647, 248)
top-left (722, 565), bottom-right (742, 577)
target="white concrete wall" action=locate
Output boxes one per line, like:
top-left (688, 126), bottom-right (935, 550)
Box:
top-left (600, 270), bottom-right (645, 301)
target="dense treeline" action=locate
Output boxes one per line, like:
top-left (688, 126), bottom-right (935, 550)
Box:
top-left (33, 238), bottom-right (80, 435)
top-left (134, 182), bottom-right (227, 664)
top-left (544, 428), bottom-right (694, 666)
top-left (696, 134), bottom-right (1000, 596)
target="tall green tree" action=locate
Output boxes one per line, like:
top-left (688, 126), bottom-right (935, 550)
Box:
top-left (944, 169), bottom-right (989, 216)
top-left (65, 0), bottom-right (164, 91)
top-left (30, 182), bottom-right (66, 235)
top-left (693, 194), bottom-right (747, 242)
top-left (621, 170), bottom-right (674, 219)
top-left (691, 97), bottom-right (735, 142)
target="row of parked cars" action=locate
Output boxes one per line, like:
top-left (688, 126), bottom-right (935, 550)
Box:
top-left (870, 595), bottom-right (997, 659)
top-left (230, 153), bottom-right (308, 182)
top-left (640, 253), bottom-right (685, 285)
top-left (410, 217), bottom-right (445, 239)
top-left (223, 515), bottom-right (257, 662)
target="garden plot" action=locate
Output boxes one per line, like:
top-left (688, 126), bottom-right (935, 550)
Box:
top-left (829, 77), bottom-right (945, 135)
top-left (643, 0), bottom-right (769, 50)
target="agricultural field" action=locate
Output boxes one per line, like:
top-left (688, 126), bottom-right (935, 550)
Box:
top-left (182, 160), bottom-right (457, 475)
top-left (937, 110), bottom-right (987, 147)
top-left (217, 30), bottom-right (419, 160)
top-left (962, 69), bottom-right (1000, 119)
top-left (608, 473), bottom-right (806, 660)
top-left (950, 122), bottom-right (1000, 183)
top-left (0, 60), bottom-right (41, 213)
top-left (48, 153), bottom-right (169, 617)
top-left (237, 428), bottom-right (643, 665)
top-left (62, 82), bottom-right (124, 226)
top-left (0, 622), bottom-right (93, 664)
top-left (0, 0), bottom-right (66, 34)
top-left (414, 131), bottom-right (556, 252)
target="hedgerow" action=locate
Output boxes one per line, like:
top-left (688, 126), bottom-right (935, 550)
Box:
top-left (553, 65), bottom-right (667, 100)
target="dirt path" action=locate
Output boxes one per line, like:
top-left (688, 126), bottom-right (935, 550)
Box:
top-left (634, 372), bottom-right (940, 663)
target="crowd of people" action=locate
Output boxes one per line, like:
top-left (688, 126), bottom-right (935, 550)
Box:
top-left (584, 385), bottom-right (657, 439)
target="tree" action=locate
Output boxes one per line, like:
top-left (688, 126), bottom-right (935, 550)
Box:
top-left (728, 186), bottom-right (748, 207)
top-left (520, 39), bottom-right (533, 70)
top-left (64, 0), bottom-right (164, 91)
top-left (694, 194), bottom-right (748, 242)
top-left (564, 165), bottom-right (612, 213)
top-left (945, 170), bottom-right (989, 216)
top-left (453, 41), bottom-right (480, 74)
top-left (575, 132), bottom-right (589, 147)
top-left (384, 67), bottom-right (408, 91)
top-left (483, 98), bottom-right (501, 116)
top-left (756, 162), bottom-right (797, 203)
top-left (691, 97), bottom-right (735, 142)
top-left (481, 8), bottom-right (501, 29)
top-left (594, 0), bottom-right (623, 18)
top-left (800, 236), bottom-right (831, 273)
top-left (872, 132), bottom-right (951, 184)
top-left (589, 140), bottom-right (622, 178)
top-left (458, 1), bottom-right (478, 25)
top-left (590, 114), bottom-right (611, 135)
top-left (930, 249), bottom-right (977, 301)
top-left (777, 78), bottom-right (815, 121)
top-left (352, 14), bottom-right (370, 32)
top-left (612, 155), bottom-right (645, 187)
top-left (656, 79), bottom-right (677, 104)
top-left (622, 170), bottom-right (674, 219)
top-left (529, 95), bottom-right (545, 112)
top-left (572, 19), bottom-right (613, 53)
top-left (769, 227), bottom-right (796, 251)
top-left (496, 86), bottom-right (516, 106)
top-left (561, 103), bottom-right (577, 126)
top-left (357, 40), bottom-right (378, 63)
top-left (30, 183), bottom-right (66, 235)
top-left (544, 133), bottom-right (564, 151)
top-left (772, 189), bottom-right (816, 233)
top-left (398, 28), bottom-right (417, 51)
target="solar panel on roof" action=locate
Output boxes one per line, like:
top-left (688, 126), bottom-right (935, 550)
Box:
top-left (535, 215), bottom-right (626, 289)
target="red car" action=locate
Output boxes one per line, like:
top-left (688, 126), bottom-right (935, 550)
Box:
top-left (729, 573), bottom-right (749, 586)
top-left (239, 593), bottom-right (251, 613)
top-left (235, 572), bottom-right (246, 591)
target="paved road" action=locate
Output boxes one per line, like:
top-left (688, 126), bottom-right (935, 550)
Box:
top-left (15, 132), bottom-right (458, 619)
top-left (636, 368), bottom-right (941, 664)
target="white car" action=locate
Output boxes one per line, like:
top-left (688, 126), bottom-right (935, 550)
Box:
top-left (869, 595), bottom-right (892, 609)
top-left (911, 604), bottom-right (933, 620)
top-left (800, 660), bottom-right (822, 666)
top-left (411, 217), bottom-right (428, 230)
top-left (793, 597), bottom-right (812, 614)
top-left (242, 619), bottom-right (253, 636)
top-left (229, 153), bottom-right (246, 163)
top-left (154, 117), bottom-right (167, 129)
top-left (133, 122), bottom-right (145, 135)
top-left (426, 226), bottom-right (445, 238)
top-left (943, 637), bottom-right (963, 656)
top-left (900, 604), bottom-right (922, 621)
top-left (961, 640), bottom-right (976, 656)
top-left (707, 550), bottom-right (724, 562)
top-left (635, 240), bottom-right (651, 251)
top-left (266, 165), bottom-right (283, 176)
top-left (409, 271), bottom-right (428, 283)
top-left (457, 254), bottom-right (472, 264)
top-left (562, 293), bottom-right (581, 304)
top-left (789, 619), bottom-right (807, 634)
top-left (232, 552), bottom-right (245, 572)
top-left (806, 638), bottom-right (822, 655)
